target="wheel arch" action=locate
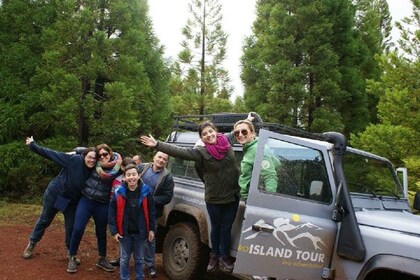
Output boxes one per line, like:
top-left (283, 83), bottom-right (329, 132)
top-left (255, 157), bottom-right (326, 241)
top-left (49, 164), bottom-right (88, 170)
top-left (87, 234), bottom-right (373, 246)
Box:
top-left (165, 203), bottom-right (209, 245)
top-left (357, 254), bottom-right (420, 280)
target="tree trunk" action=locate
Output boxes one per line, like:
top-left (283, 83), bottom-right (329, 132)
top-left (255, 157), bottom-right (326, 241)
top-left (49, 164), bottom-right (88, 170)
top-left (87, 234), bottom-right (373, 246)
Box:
top-left (199, 0), bottom-right (206, 116)
top-left (78, 77), bottom-right (90, 146)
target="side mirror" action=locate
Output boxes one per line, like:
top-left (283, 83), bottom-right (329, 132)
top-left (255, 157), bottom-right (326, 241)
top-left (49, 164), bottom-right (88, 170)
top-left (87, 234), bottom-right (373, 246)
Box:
top-left (413, 192), bottom-right (420, 211)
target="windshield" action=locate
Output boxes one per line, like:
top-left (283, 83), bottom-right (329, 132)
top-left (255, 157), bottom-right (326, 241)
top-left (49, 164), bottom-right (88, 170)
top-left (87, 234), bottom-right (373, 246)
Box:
top-left (344, 150), bottom-right (403, 198)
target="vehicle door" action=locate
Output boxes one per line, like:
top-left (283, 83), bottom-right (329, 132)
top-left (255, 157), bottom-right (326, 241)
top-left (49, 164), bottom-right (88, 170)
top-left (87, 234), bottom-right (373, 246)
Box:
top-left (234, 129), bottom-right (337, 279)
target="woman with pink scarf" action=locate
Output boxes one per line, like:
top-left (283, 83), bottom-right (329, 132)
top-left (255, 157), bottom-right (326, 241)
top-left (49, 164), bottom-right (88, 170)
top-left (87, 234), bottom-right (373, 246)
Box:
top-left (140, 122), bottom-right (240, 273)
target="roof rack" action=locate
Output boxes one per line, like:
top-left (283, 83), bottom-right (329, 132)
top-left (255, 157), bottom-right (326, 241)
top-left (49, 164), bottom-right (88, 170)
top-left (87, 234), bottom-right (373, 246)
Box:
top-left (171, 112), bottom-right (328, 141)
top-left (261, 123), bottom-right (328, 142)
top-left (172, 113), bottom-right (264, 133)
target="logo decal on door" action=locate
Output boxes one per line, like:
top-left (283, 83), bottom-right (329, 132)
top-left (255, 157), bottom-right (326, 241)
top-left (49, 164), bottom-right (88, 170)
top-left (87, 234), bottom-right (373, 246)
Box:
top-left (243, 217), bottom-right (326, 250)
top-left (238, 217), bottom-right (327, 265)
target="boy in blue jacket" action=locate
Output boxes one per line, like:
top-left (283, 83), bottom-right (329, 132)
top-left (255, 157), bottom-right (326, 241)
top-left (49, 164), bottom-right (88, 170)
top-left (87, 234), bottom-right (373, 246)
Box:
top-left (108, 164), bottom-right (155, 280)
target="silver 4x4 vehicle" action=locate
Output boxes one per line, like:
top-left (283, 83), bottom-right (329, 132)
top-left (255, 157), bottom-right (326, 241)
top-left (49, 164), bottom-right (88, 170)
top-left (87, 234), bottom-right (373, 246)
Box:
top-left (155, 113), bottom-right (419, 280)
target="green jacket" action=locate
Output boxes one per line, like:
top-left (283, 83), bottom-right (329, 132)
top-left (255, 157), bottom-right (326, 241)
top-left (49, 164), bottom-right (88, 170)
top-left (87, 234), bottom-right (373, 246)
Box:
top-left (155, 141), bottom-right (240, 204)
top-left (239, 137), bottom-right (279, 199)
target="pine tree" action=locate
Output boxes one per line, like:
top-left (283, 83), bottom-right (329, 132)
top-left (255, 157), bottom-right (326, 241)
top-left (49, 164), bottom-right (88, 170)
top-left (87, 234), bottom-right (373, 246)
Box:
top-left (350, 0), bottom-right (420, 192)
top-left (28, 0), bottom-right (171, 147)
top-left (172, 0), bottom-right (233, 115)
top-left (354, 0), bottom-right (393, 124)
top-left (327, 0), bottom-right (371, 134)
top-left (241, 0), bottom-right (372, 134)
top-left (0, 0), bottom-right (56, 144)
top-left (0, 0), bottom-right (172, 196)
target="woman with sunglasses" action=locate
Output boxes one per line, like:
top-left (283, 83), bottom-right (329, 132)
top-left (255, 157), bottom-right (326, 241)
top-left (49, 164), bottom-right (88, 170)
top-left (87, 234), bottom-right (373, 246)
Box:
top-left (22, 136), bottom-right (96, 262)
top-left (140, 122), bottom-right (240, 274)
top-left (233, 114), bottom-right (279, 200)
top-left (67, 144), bottom-right (122, 274)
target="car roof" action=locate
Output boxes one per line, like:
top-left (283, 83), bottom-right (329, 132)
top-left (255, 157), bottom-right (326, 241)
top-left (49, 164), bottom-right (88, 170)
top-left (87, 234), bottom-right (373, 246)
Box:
top-left (166, 131), bottom-right (199, 145)
top-left (166, 129), bottom-right (333, 151)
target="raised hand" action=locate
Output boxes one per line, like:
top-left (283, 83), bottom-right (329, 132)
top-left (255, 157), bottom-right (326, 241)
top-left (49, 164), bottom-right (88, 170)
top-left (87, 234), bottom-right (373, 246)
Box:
top-left (26, 136), bottom-right (34, 145)
top-left (247, 112), bottom-right (256, 122)
top-left (139, 134), bottom-right (158, 148)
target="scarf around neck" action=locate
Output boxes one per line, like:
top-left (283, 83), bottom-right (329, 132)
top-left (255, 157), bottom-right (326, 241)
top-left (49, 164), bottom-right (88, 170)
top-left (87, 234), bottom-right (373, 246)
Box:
top-left (96, 152), bottom-right (122, 179)
top-left (204, 133), bottom-right (230, 160)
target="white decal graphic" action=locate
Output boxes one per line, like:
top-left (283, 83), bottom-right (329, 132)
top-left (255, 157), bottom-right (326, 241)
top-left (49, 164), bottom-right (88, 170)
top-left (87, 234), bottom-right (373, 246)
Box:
top-left (243, 218), bottom-right (326, 251)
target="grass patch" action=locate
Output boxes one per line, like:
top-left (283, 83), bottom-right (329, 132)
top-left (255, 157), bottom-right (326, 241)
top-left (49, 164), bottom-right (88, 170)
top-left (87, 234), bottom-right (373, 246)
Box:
top-left (0, 201), bottom-right (44, 225)
top-left (0, 201), bottom-right (94, 233)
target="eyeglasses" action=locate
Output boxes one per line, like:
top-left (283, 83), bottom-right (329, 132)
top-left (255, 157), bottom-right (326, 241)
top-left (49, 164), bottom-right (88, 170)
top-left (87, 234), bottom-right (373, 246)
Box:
top-left (234, 129), bottom-right (249, 138)
top-left (99, 152), bottom-right (109, 158)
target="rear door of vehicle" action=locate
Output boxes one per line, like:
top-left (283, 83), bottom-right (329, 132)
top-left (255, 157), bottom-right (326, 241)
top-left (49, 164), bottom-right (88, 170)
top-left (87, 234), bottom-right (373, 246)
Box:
top-left (234, 129), bottom-right (337, 279)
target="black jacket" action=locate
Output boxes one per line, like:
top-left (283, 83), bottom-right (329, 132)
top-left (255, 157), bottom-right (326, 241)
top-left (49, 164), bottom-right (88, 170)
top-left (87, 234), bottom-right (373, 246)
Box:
top-left (82, 169), bottom-right (121, 203)
top-left (155, 140), bottom-right (240, 204)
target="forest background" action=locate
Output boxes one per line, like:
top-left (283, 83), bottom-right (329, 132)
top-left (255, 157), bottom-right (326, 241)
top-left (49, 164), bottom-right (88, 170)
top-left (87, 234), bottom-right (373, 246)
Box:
top-left (0, 0), bottom-right (418, 204)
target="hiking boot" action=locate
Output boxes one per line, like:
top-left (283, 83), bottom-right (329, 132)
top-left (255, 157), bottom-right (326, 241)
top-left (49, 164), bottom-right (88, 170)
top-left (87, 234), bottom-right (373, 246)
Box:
top-left (147, 266), bottom-right (157, 278)
top-left (219, 255), bottom-right (234, 273)
top-left (206, 253), bottom-right (218, 272)
top-left (96, 257), bottom-right (115, 272)
top-left (67, 256), bottom-right (77, 273)
top-left (22, 241), bottom-right (36, 259)
top-left (109, 257), bottom-right (120, 267)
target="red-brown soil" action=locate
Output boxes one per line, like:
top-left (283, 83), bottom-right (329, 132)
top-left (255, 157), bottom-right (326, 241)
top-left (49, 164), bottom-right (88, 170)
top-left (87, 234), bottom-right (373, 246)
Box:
top-left (0, 203), bottom-right (240, 280)
top-left (0, 210), bottom-right (169, 280)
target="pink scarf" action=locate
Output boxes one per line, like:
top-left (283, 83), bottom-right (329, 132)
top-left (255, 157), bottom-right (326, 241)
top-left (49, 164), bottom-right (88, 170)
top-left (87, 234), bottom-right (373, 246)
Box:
top-left (204, 133), bottom-right (230, 160)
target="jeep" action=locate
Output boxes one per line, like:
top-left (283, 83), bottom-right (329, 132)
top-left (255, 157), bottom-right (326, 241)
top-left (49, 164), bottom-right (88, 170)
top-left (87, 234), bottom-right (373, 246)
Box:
top-left (154, 113), bottom-right (419, 280)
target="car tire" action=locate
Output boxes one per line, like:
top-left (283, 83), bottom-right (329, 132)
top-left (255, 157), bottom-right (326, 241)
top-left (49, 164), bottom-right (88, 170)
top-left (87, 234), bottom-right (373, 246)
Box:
top-left (163, 222), bottom-right (208, 280)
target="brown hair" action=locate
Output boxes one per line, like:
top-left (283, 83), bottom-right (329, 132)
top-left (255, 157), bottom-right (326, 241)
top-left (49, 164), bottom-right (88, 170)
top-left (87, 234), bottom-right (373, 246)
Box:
top-left (122, 157), bottom-right (136, 168)
top-left (123, 164), bottom-right (139, 174)
top-left (198, 121), bottom-right (218, 137)
top-left (96, 143), bottom-right (113, 160)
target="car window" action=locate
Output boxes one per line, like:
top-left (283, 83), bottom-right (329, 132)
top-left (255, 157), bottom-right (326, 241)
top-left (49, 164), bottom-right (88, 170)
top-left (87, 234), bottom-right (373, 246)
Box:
top-left (258, 137), bottom-right (332, 204)
top-left (167, 157), bottom-right (202, 181)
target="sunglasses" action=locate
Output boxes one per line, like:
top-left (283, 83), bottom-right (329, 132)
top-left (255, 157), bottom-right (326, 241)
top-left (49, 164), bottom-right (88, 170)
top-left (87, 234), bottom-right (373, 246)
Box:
top-left (234, 129), bottom-right (249, 137)
top-left (99, 152), bottom-right (109, 158)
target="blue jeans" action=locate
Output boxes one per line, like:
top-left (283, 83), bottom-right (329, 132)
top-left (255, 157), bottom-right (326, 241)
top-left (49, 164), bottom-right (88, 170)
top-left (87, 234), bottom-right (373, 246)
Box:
top-left (206, 196), bottom-right (239, 256)
top-left (30, 188), bottom-right (77, 249)
top-left (69, 196), bottom-right (109, 257)
top-left (120, 234), bottom-right (145, 280)
top-left (144, 224), bottom-right (157, 268)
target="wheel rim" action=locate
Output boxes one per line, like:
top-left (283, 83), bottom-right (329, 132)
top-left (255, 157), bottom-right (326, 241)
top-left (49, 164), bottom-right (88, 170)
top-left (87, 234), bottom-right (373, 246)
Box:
top-left (170, 237), bottom-right (190, 271)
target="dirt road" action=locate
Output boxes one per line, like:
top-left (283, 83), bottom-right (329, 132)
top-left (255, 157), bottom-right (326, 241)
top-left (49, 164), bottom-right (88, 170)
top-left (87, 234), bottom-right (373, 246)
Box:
top-left (0, 203), bottom-right (239, 280)
top-left (0, 222), bottom-right (170, 280)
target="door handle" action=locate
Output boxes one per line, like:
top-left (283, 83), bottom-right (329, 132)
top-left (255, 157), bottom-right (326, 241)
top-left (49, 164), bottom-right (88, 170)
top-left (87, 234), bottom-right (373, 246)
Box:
top-left (252, 224), bottom-right (274, 233)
